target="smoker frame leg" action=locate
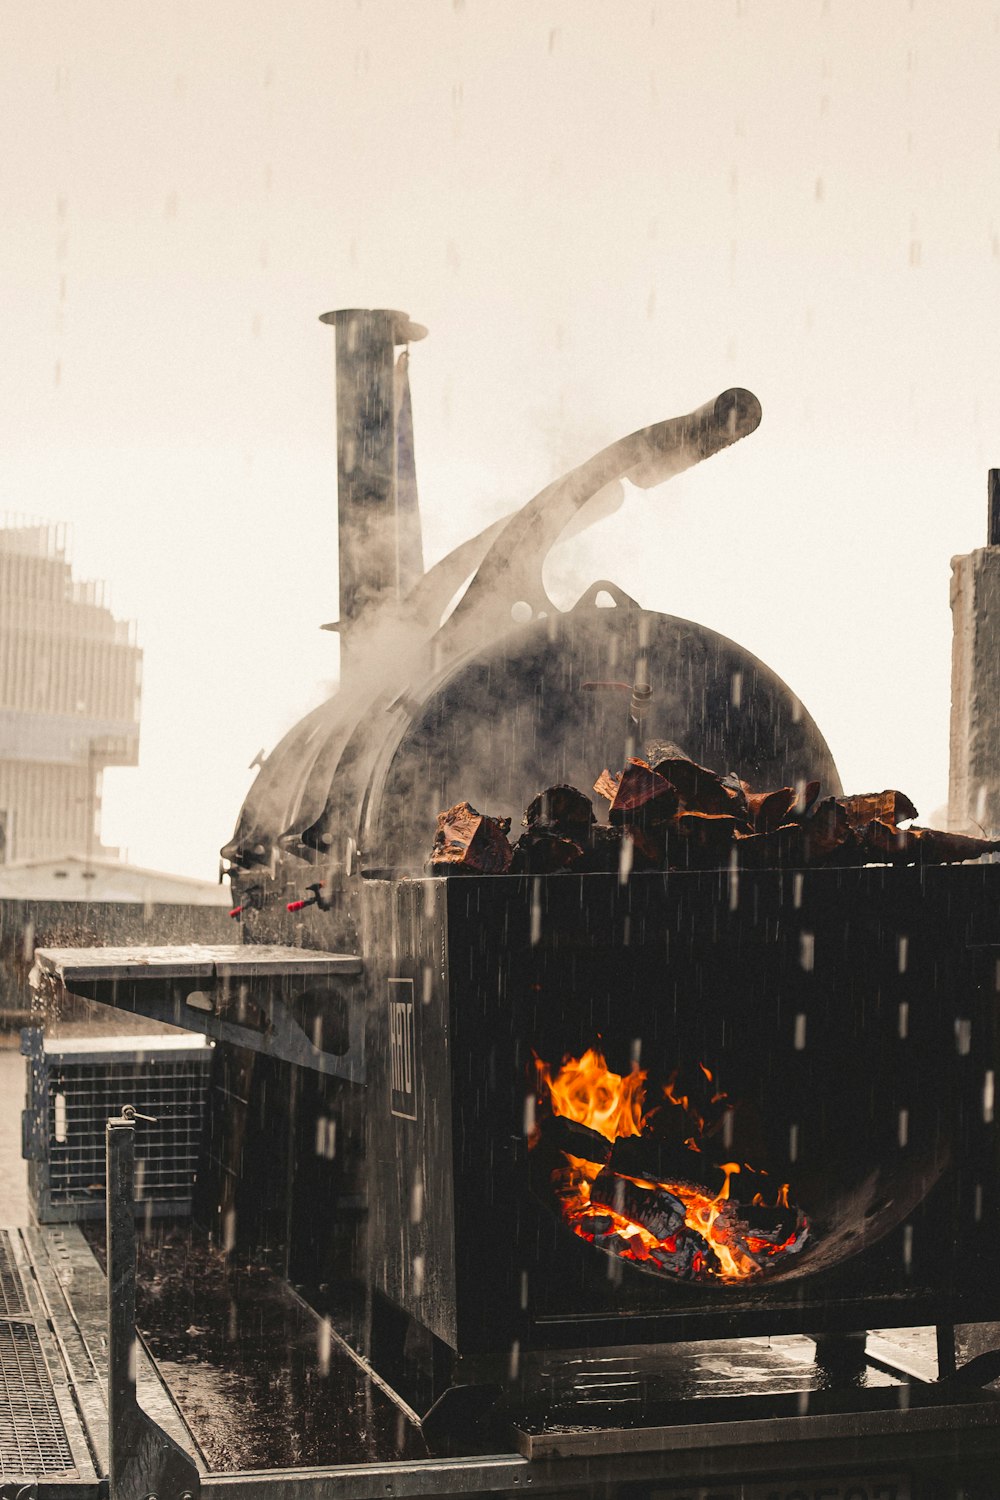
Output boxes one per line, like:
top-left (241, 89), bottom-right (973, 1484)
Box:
top-left (936, 1322), bottom-right (957, 1381)
top-left (812, 1330), bottom-right (869, 1382)
top-left (106, 1109), bottom-right (200, 1500)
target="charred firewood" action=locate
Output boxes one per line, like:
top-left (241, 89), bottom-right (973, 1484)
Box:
top-left (581, 1212), bottom-right (615, 1237)
top-left (839, 790), bottom-right (919, 828)
top-left (735, 1200), bottom-right (807, 1249)
top-left (720, 772), bottom-right (754, 828)
top-left (524, 784), bottom-right (596, 838)
top-left (732, 823), bottom-right (805, 868)
top-left (512, 785), bottom-right (596, 873)
top-left (736, 1210), bottom-right (809, 1268)
top-left (427, 801), bottom-right (513, 874)
top-left (648, 754), bottom-right (737, 816)
top-left (647, 1227), bottom-right (720, 1279)
top-left (746, 786), bottom-right (798, 834)
top-left (608, 1135), bottom-right (715, 1187)
top-left (861, 820), bottom-right (1000, 866)
top-left (794, 779), bottom-right (822, 816)
top-left (670, 811), bottom-right (743, 868)
top-left (589, 1170), bottom-right (686, 1239)
top-left (600, 1232), bottom-right (637, 1256)
top-left (799, 797), bottom-right (857, 862)
top-left (576, 821), bottom-right (666, 872)
top-left (592, 768), bottom-right (621, 804)
top-left (621, 824), bottom-right (667, 869)
top-left (510, 832), bottom-right (584, 874)
top-left (538, 1114), bottom-right (613, 1166)
top-left (576, 822), bottom-right (624, 872)
top-left (606, 759), bottom-right (679, 826)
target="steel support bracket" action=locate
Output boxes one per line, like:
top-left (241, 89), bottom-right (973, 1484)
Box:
top-left (32, 946), bottom-right (365, 1083)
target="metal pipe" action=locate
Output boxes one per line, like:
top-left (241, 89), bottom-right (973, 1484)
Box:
top-left (319, 308), bottom-right (427, 685)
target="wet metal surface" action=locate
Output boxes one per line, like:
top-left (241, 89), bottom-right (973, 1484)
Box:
top-left (83, 1222), bottom-right (430, 1472)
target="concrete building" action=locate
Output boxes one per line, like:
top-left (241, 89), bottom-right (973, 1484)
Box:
top-left (0, 523), bottom-right (141, 863)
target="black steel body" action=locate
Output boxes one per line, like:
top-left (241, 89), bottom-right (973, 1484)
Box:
top-left (359, 588), bottom-right (840, 876)
top-left (361, 864), bottom-right (1000, 1360)
top-left (212, 310), bottom-right (998, 1412)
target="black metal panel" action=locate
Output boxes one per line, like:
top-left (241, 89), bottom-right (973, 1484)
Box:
top-left (363, 865), bottom-right (1000, 1356)
top-left (363, 880), bottom-right (458, 1349)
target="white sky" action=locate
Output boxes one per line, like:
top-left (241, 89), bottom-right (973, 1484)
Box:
top-left (3, 1), bottom-right (999, 878)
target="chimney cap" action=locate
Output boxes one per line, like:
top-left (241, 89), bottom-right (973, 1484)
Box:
top-left (319, 308), bottom-right (427, 344)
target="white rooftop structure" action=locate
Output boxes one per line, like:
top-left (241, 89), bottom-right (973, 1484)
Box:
top-left (0, 854), bottom-right (228, 906)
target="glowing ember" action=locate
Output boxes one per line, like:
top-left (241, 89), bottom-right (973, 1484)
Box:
top-left (532, 1046), bottom-right (808, 1282)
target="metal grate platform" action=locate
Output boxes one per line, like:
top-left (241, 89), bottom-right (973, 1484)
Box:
top-left (0, 1231), bottom-right (28, 1320)
top-left (0, 1320), bottom-right (75, 1477)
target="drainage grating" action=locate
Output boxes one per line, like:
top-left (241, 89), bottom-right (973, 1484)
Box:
top-left (0, 1232), bottom-right (28, 1320)
top-left (0, 1321), bottom-right (75, 1476)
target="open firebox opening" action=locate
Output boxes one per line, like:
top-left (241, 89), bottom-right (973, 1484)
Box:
top-left (530, 1045), bottom-right (809, 1283)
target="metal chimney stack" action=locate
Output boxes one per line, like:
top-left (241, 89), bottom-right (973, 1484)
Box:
top-left (948, 468), bottom-right (1000, 838)
top-left (320, 307), bottom-right (427, 684)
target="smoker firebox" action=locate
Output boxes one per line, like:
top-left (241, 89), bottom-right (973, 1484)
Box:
top-left (359, 862), bottom-right (1000, 1380)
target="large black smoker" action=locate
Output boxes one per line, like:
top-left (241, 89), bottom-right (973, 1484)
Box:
top-left (41, 310), bottom-right (1000, 1434)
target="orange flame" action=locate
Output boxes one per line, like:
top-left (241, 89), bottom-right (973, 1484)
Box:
top-left (534, 1046), bottom-right (648, 1141)
top-left (534, 1047), bottom-right (805, 1283)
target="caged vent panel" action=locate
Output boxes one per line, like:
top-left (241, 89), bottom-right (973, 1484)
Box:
top-left (21, 1031), bottom-right (213, 1222)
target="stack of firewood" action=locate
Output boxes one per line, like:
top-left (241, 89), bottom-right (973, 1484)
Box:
top-left (427, 749), bottom-right (1000, 875)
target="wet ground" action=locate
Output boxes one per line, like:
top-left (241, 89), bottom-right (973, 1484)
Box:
top-left (82, 1220), bottom-right (431, 1471)
top-left (3, 1022), bottom-right (1000, 1480)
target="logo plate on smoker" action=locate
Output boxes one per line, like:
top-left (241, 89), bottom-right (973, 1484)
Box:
top-left (388, 978), bottom-right (417, 1120)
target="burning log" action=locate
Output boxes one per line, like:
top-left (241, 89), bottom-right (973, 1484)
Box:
top-left (427, 801), bottom-right (513, 874)
top-left (589, 1169), bottom-right (686, 1240)
top-left (608, 1135), bottom-right (728, 1190)
top-left (647, 1227), bottom-right (719, 1279)
top-left (532, 1045), bottom-right (810, 1283)
top-left (735, 1202), bottom-right (810, 1267)
top-left (538, 1113), bottom-right (613, 1167)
